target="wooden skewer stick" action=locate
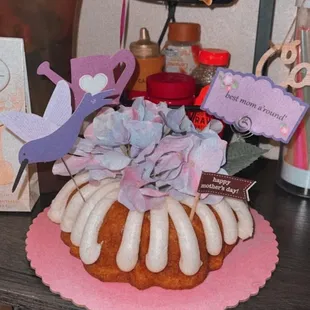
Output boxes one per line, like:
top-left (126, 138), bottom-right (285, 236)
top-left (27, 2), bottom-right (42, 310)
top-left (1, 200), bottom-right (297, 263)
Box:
top-left (61, 157), bottom-right (86, 202)
top-left (190, 193), bottom-right (201, 221)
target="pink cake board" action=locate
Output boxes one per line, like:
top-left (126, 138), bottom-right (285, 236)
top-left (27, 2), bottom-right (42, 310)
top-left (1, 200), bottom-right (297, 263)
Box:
top-left (26, 208), bottom-right (279, 310)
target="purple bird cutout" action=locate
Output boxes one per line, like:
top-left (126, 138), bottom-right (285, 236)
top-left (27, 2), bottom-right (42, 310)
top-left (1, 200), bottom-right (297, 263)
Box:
top-left (0, 80), bottom-right (115, 191)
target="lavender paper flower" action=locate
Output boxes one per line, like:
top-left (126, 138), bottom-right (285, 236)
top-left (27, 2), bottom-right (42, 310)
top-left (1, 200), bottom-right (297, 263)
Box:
top-left (118, 165), bottom-right (167, 212)
top-left (159, 106), bottom-right (195, 134)
top-left (146, 132), bottom-right (227, 196)
top-left (53, 97), bottom-right (228, 212)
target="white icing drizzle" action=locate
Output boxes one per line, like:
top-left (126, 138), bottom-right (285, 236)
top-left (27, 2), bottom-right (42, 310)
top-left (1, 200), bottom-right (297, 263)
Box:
top-left (212, 199), bottom-right (238, 245)
top-left (70, 182), bottom-right (120, 246)
top-left (166, 197), bottom-right (201, 276)
top-left (146, 205), bottom-right (169, 273)
top-left (60, 179), bottom-right (113, 233)
top-left (225, 198), bottom-right (253, 240)
top-left (55, 176), bottom-right (254, 275)
top-left (80, 198), bottom-right (116, 265)
top-left (181, 197), bottom-right (222, 256)
top-left (48, 172), bottom-right (89, 223)
top-left (116, 211), bottom-right (144, 272)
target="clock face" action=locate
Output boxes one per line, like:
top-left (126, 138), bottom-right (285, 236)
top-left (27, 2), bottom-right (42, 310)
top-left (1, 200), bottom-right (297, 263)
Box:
top-left (0, 59), bottom-right (10, 92)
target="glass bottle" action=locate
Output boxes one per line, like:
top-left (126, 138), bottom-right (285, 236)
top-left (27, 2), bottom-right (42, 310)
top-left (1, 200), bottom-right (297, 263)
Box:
top-left (277, 0), bottom-right (310, 197)
top-left (163, 22), bottom-right (201, 75)
top-left (127, 28), bottom-right (164, 99)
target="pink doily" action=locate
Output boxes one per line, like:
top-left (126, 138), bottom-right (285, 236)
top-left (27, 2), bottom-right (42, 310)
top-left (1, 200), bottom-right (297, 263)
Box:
top-left (26, 208), bottom-right (279, 310)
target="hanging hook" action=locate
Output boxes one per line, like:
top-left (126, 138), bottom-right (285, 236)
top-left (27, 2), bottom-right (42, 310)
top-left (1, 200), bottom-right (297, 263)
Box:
top-left (158, 0), bottom-right (178, 47)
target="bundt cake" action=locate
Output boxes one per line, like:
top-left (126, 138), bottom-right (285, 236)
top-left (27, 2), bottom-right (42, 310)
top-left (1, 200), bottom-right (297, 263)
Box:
top-left (48, 172), bottom-right (254, 290)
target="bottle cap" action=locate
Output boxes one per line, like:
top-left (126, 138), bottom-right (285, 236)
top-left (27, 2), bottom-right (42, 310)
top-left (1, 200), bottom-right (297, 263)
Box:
top-left (198, 48), bottom-right (230, 66)
top-left (147, 72), bottom-right (195, 100)
top-left (168, 23), bottom-right (201, 43)
top-left (296, 0), bottom-right (310, 7)
top-left (130, 28), bottom-right (160, 58)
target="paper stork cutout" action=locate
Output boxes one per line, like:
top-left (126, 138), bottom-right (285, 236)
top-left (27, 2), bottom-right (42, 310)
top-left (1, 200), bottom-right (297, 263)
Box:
top-left (0, 81), bottom-right (115, 191)
top-left (37, 50), bottom-right (135, 108)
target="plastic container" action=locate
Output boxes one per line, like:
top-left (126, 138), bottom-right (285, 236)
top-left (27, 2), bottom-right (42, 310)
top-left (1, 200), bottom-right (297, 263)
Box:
top-left (277, 0), bottom-right (310, 197)
top-left (192, 48), bottom-right (230, 95)
top-left (163, 23), bottom-right (201, 75)
top-left (146, 72), bottom-right (195, 106)
top-left (191, 48), bottom-right (230, 131)
top-left (128, 28), bottom-right (164, 99)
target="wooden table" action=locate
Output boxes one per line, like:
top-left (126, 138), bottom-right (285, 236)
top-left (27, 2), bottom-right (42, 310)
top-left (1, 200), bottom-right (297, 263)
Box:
top-left (1, 159), bottom-right (310, 309)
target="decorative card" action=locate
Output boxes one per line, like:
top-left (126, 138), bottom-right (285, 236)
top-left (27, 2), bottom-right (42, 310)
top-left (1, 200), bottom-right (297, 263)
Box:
top-left (197, 172), bottom-right (256, 201)
top-left (201, 68), bottom-right (309, 143)
top-left (0, 37), bottom-right (39, 212)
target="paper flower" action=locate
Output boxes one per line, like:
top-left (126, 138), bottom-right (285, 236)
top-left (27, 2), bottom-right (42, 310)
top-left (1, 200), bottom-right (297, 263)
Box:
top-left (159, 106), bottom-right (195, 134)
top-left (93, 100), bottom-right (164, 150)
top-left (219, 72), bottom-right (239, 91)
top-left (280, 123), bottom-right (288, 136)
top-left (132, 97), bottom-right (171, 123)
top-left (118, 165), bottom-right (168, 212)
top-left (53, 97), bottom-right (229, 212)
top-left (159, 105), bottom-right (224, 138)
top-left (146, 133), bottom-right (226, 196)
top-left (93, 109), bottom-right (131, 147)
top-left (53, 138), bottom-right (131, 178)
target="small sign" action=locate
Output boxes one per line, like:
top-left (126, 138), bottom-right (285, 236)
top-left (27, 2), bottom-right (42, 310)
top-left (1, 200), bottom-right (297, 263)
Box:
top-left (201, 68), bottom-right (309, 144)
top-left (197, 172), bottom-right (256, 201)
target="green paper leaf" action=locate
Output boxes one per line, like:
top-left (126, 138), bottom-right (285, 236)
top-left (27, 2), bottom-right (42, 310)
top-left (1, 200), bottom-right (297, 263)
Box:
top-left (223, 141), bottom-right (268, 175)
top-left (232, 81), bottom-right (238, 89)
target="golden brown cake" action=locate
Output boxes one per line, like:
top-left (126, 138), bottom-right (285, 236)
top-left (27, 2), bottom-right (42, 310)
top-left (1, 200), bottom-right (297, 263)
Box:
top-left (48, 173), bottom-right (254, 290)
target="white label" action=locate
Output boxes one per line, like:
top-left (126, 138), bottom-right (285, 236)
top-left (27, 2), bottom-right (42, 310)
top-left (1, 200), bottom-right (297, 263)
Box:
top-left (164, 45), bottom-right (198, 75)
top-left (281, 160), bottom-right (310, 188)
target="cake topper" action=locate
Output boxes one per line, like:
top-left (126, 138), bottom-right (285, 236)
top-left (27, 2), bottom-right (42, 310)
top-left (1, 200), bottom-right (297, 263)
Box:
top-left (197, 173), bottom-right (256, 201)
top-left (53, 97), bottom-right (264, 215)
top-left (201, 68), bottom-right (309, 144)
top-left (0, 80), bottom-right (115, 192)
top-left (37, 50), bottom-right (135, 108)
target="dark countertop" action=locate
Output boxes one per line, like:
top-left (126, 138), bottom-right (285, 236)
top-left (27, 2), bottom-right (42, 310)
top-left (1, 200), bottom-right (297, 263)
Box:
top-left (1, 159), bottom-right (310, 310)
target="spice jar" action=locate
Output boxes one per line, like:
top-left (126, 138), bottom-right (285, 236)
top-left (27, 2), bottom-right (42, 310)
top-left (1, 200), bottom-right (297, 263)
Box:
top-left (191, 48), bottom-right (230, 131)
top-left (127, 28), bottom-right (164, 99)
top-left (146, 72), bottom-right (195, 106)
top-left (192, 48), bottom-right (230, 96)
top-left (163, 22), bottom-right (201, 75)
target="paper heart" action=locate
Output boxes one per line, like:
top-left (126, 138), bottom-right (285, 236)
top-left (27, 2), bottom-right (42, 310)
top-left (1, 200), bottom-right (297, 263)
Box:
top-left (79, 74), bottom-right (108, 95)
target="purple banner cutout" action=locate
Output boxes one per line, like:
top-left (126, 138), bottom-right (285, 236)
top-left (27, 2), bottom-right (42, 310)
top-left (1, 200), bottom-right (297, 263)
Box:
top-left (201, 68), bottom-right (309, 144)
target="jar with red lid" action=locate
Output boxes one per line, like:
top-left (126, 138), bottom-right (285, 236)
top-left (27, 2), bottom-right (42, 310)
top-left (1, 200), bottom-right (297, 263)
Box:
top-left (146, 72), bottom-right (195, 106)
top-left (191, 48), bottom-right (230, 95)
top-left (191, 48), bottom-right (230, 132)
